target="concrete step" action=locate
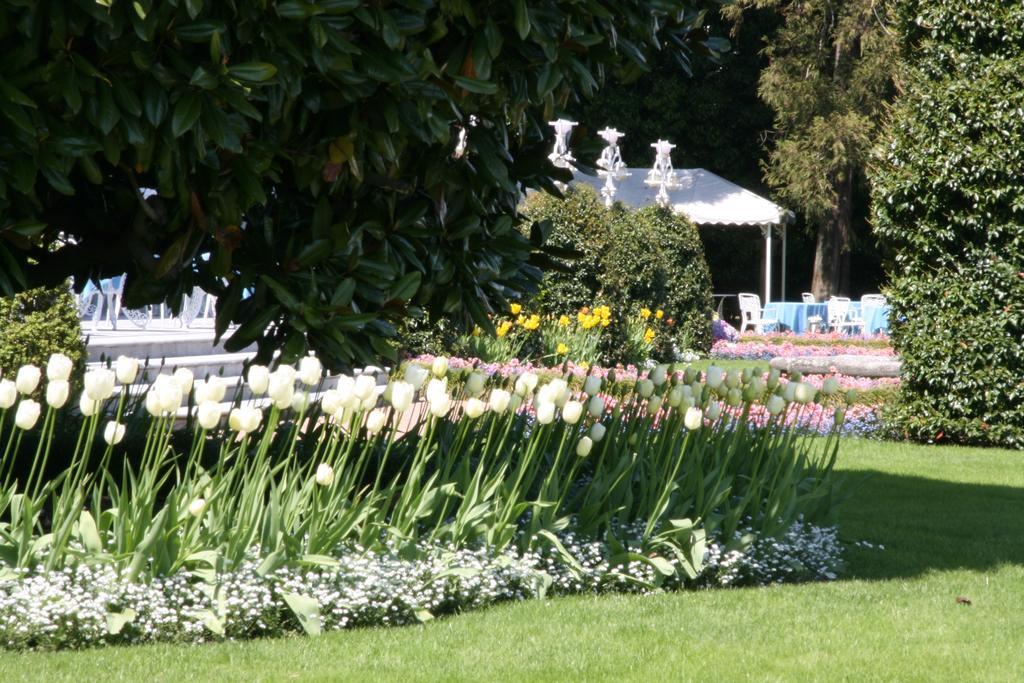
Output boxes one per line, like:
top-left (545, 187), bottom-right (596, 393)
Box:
top-left (84, 327), bottom-right (257, 363)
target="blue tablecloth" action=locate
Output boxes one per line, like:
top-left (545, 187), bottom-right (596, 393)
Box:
top-left (761, 302), bottom-right (890, 334)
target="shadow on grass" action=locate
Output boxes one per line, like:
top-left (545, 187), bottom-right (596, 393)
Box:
top-left (837, 469), bottom-right (1024, 580)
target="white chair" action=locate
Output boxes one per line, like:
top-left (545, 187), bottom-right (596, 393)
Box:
top-left (738, 293), bottom-right (778, 333)
top-left (802, 292), bottom-right (823, 332)
top-left (801, 292), bottom-right (815, 303)
top-left (859, 294), bottom-right (887, 335)
top-left (827, 297), bottom-right (859, 334)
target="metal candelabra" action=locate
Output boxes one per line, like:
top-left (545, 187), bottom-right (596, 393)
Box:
top-left (596, 127), bottom-right (630, 207)
top-left (644, 139), bottom-right (681, 208)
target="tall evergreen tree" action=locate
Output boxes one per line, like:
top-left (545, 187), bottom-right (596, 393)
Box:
top-left (750, 0), bottom-right (895, 298)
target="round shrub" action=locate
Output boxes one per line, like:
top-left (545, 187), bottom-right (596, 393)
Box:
top-left (871, 1), bottom-right (1024, 447)
top-left (0, 285), bottom-right (86, 384)
top-left (603, 206), bottom-right (713, 354)
top-left (520, 185), bottom-right (612, 314)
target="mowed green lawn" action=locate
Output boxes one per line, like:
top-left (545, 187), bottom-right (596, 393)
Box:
top-left (2, 439), bottom-right (1022, 682)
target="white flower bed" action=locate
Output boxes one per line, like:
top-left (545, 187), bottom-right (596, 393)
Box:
top-left (0, 521), bottom-right (842, 651)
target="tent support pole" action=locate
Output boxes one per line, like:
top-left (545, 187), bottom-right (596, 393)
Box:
top-left (781, 224), bottom-right (787, 302)
top-left (764, 226), bottom-right (772, 304)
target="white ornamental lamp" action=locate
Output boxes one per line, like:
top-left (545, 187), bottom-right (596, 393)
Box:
top-left (548, 119), bottom-right (578, 189)
top-left (645, 139), bottom-right (682, 208)
top-left (596, 127), bottom-right (631, 207)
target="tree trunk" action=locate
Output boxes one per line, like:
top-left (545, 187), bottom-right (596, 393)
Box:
top-left (811, 168), bottom-right (853, 299)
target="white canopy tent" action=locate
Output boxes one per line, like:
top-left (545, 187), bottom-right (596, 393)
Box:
top-left (571, 168), bottom-right (794, 303)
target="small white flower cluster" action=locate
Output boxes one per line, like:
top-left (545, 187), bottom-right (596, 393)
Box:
top-left (0, 523), bottom-right (844, 651)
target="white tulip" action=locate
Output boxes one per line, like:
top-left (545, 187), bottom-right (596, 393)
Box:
top-left (353, 374), bottom-right (376, 402)
top-left (587, 395), bottom-right (605, 418)
top-left (636, 379), bottom-right (654, 398)
top-left (153, 375), bottom-right (183, 413)
top-left (114, 355), bottom-right (140, 385)
top-left (431, 356), bottom-right (449, 378)
top-left (366, 408), bottom-right (388, 434)
top-left (389, 381), bottom-right (415, 413)
top-left (650, 365), bottom-right (668, 387)
top-left (464, 398), bottom-right (487, 419)
top-left (274, 365), bottom-right (297, 385)
top-left (0, 380), bottom-right (16, 409)
top-left (229, 406), bottom-right (262, 434)
top-left (562, 400), bottom-right (584, 425)
top-left (403, 364), bottom-right (429, 390)
top-left (575, 436), bottom-right (593, 457)
top-left (197, 401), bottom-right (223, 430)
top-left (583, 375), bottom-right (602, 397)
top-left (315, 463), bottom-right (334, 486)
top-left (335, 375), bottom-right (357, 409)
top-left (15, 365), bottom-right (41, 395)
top-left (647, 396), bottom-right (663, 415)
top-left (667, 386), bottom-right (684, 408)
top-left (205, 376), bottom-right (229, 403)
top-left (706, 401), bottom-right (723, 421)
top-left (767, 395), bottom-right (786, 415)
top-left (14, 400), bottom-right (41, 430)
top-left (291, 390), bottom-right (309, 412)
top-left (188, 498), bottom-right (207, 518)
top-left (426, 378), bottom-right (448, 405)
top-left (429, 395), bottom-right (451, 418)
top-left (321, 389), bottom-right (342, 416)
top-left (46, 380), bottom-right (69, 409)
top-left (794, 382), bottom-right (816, 405)
top-left (514, 372), bottom-right (539, 396)
top-left (103, 420), bottom-right (126, 445)
top-left (589, 422), bottom-right (607, 443)
top-left (488, 388), bottom-right (511, 414)
top-left (535, 401), bottom-right (555, 425)
top-left (705, 366), bottom-right (724, 389)
top-left (267, 371), bottom-right (295, 410)
top-left (465, 372), bottom-right (486, 397)
top-left (79, 392), bottom-right (100, 417)
top-left (298, 355), bottom-right (323, 386)
top-left (783, 382), bottom-right (797, 402)
top-left (247, 364), bottom-right (270, 395)
top-left (683, 406), bottom-right (703, 431)
top-left (193, 379), bottom-right (212, 404)
top-left (173, 367), bottom-right (194, 394)
top-left (537, 379), bottom-right (568, 406)
top-left (47, 354), bottom-right (74, 382)
top-left (145, 388), bottom-right (163, 417)
top-left (508, 393), bottom-right (523, 413)
top-left (84, 368), bottom-right (116, 401)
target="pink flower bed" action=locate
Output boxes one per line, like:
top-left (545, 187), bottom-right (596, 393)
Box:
top-left (711, 340), bottom-right (896, 360)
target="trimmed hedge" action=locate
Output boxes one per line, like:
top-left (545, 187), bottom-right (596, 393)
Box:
top-left (604, 205), bottom-right (713, 355)
top-left (871, 1), bottom-right (1024, 447)
top-left (0, 285), bottom-right (86, 384)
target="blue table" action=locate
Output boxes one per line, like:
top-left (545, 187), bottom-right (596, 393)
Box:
top-left (761, 302), bottom-right (890, 334)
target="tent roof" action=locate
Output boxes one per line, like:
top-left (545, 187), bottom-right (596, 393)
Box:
top-left (571, 167), bottom-right (793, 227)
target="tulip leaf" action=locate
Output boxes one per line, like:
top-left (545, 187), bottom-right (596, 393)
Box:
top-left (281, 591), bottom-right (322, 636)
top-left (106, 608), bottom-right (137, 635)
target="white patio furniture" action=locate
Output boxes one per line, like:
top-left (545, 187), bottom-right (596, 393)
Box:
top-left (827, 296), bottom-right (859, 334)
top-left (858, 294), bottom-right (887, 335)
top-left (801, 292), bottom-right (815, 303)
top-left (738, 293), bottom-right (778, 333)
top-left (802, 292), bottom-right (824, 332)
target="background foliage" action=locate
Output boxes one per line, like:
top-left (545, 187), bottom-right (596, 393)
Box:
top-left (0, 284), bottom-right (86, 383)
top-left (0, 0), bottom-right (724, 369)
top-left (872, 0), bottom-right (1024, 447)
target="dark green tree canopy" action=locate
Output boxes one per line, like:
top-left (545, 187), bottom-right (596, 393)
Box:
top-left (0, 0), bottom-right (723, 368)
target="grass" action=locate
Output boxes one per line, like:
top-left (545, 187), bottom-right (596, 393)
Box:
top-left (2, 439), bottom-right (1022, 681)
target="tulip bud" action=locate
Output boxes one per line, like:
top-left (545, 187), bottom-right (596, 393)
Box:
top-left (667, 386), bottom-right (684, 408)
top-left (403, 364), bottom-right (429, 390)
top-left (783, 382), bottom-right (797, 403)
top-left (514, 372), bottom-right (539, 396)
top-left (705, 366), bottom-right (724, 389)
top-left (587, 395), bottom-right (605, 418)
top-left (315, 463), bottom-right (335, 487)
top-left (683, 406), bottom-right (703, 431)
top-left (353, 375), bottom-right (376, 402)
top-left (766, 368), bottom-right (781, 390)
top-left (431, 356), bottom-right (449, 378)
top-left (47, 354), bottom-right (74, 382)
top-left (188, 498), bottom-right (207, 518)
top-left (14, 399), bottom-right (41, 430)
top-left (726, 388), bottom-right (742, 407)
top-left (298, 355), bottom-right (323, 386)
top-left (647, 396), bottom-right (663, 415)
top-left (846, 388), bottom-right (859, 404)
top-left (627, 432), bottom-right (639, 446)
top-left (79, 392), bottom-right (99, 417)
top-left (197, 401), bottom-right (223, 430)
top-left (834, 406), bottom-right (846, 426)
top-left (0, 380), bottom-right (16, 409)
top-left (247, 365), bottom-right (270, 395)
top-left (488, 388), bottom-right (511, 414)
top-left (821, 377), bottom-right (840, 396)
top-left (46, 380), bottom-right (70, 409)
top-left (562, 400), bottom-right (584, 425)
top-left (173, 367), bottom-right (194, 394)
top-left (15, 365), bottom-right (41, 395)
top-left (767, 395), bottom-right (786, 415)
top-left (366, 408), bottom-right (388, 434)
top-left (508, 393), bottom-right (524, 412)
top-left (706, 401), bottom-right (722, 421)
top-left (682, 367), bottom-right (696, 384)
top-left (650, 365), bottom-right (668, 387)
top-left (583, 375), bottom-right (602, 397)
top-left (84, 368), bottom-right (116, 402)
top-left (589, 422), bottom-right (607, 443)
top-left (465, 372), bottom-right (486, 397)
top-left (145, 388), bottom-right (163, 417)
top-left (103, 420), bottom-right (126, 445)
top-left (794, 382), bottom-right (816, 405)
top-left (636, 379), bottom-right (654, 398)
top-left (115, 356), bottom-right (140, 385)
top-left (291, 390), bottom-right (309, 413)
top-left (389, 381), bottom-right (415, 413)
top-left (575, 436), bottom-right (593, 457)
top-left (429, 395), bottom-right (451, 418)
top-left (535, 401), bottom-right (555, 425)
top-left (268, 371), bottom-right (295, 410)
top-left (464, 398), bottom-right (487, 419)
